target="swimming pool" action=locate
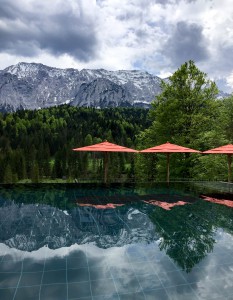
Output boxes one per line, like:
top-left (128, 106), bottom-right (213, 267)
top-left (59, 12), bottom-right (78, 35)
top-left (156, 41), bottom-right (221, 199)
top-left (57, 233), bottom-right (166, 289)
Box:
top-left (0, 182), bottom-right (233, 299)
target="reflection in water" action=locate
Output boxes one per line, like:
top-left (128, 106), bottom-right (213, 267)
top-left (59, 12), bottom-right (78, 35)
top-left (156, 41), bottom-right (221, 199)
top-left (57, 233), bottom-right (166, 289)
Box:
top-left (1, 184), bottom-right (233, 299)
top-left (1, 232), bottom-right (233, 299)
top-left (201, 195), bottom-right (233, 207)
top-left (0, 188), bottom-right (233, 273)
top-left (78, 203), bottom-right (125, 209)
top-left (0, 200), bottom-right (157, 251)
top-left (149, 200), bottom-right (216, 272)
top-left (143, 200), bottom-right (189, 210)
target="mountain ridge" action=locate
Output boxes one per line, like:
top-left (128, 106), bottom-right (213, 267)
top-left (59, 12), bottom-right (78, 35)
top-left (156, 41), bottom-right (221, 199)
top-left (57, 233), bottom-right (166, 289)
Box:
top-left (0, 62), bottom-right (163, 111)
top-left (0, 200), bottom-right (156, 251)
top-left (0, 62), bottom-right (229, 112)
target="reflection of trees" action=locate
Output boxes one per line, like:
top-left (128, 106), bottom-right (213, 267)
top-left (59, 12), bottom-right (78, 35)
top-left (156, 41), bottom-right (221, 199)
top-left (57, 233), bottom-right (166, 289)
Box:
top-left (207, 199), bottom-right (233, 235)
top-left (149, 200), bottom-right (216, 272)
top-left (0, 184), bottom-right (75, 210)
top-left (2, 184), bottom-right (233, 268)
top-left (0, 183), bottom-right (140, 210)
top-left (151, 198), bottom-right (233, 271)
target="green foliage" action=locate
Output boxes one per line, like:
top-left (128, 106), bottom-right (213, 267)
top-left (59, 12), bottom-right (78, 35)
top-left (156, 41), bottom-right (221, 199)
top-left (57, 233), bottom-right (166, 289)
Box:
top-left (149, 60), bottom-right (219, 148)
top-left (3, 164), bottom-right (13, 183)
top-left (0, 106), bottom-right (149, 183)
top-left (134, 153), bottom-right (157, 182)
top-left (218, 96), bottom-right (233, 142)
top-left (31, 162), bottom-right (40, 183)
top-left (149, 200), bottom-right (215, 272)
top-left (136, 60), bottom-right (230, 181)
top-left (191, 155), bottom-right (228, 181)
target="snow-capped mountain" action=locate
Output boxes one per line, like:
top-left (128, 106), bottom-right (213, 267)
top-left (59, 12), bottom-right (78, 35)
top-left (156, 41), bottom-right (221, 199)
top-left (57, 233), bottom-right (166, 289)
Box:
top-left (0, 62), bottom-right (163, 111)
top-left (0, 201), bottom-right (157, 251)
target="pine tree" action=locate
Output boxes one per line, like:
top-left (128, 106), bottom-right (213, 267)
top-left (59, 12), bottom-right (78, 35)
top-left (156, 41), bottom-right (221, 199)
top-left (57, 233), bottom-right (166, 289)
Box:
top-left (3, 164), bottom-right (13, 184)
top-left (30, 162), bottom-right (40, 183)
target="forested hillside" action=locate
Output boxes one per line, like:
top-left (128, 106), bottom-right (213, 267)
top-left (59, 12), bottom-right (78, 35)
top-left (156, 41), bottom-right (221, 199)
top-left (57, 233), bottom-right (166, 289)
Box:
top-left (1, 61), bottom-right (233, 184)
top-left (0, 106), bottom-right (150, 183)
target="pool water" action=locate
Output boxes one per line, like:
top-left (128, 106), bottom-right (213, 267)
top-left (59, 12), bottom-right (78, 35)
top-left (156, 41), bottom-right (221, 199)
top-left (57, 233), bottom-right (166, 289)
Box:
top-left (0, 182), bottom-right (233, 299)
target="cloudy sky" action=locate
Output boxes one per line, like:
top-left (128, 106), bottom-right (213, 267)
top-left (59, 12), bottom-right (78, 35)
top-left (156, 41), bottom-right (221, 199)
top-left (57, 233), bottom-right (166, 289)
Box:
top-left (0, 0), bottom-right (233, 92)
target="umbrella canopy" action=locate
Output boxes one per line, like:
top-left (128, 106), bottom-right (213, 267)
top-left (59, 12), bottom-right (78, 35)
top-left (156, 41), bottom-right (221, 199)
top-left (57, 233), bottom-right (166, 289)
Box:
top-left (73, 141), bottom-right (138, 183)
top-left (203, 144), bottom-right (233, 182)
top-left (141, 142), bottom-right (200, 182)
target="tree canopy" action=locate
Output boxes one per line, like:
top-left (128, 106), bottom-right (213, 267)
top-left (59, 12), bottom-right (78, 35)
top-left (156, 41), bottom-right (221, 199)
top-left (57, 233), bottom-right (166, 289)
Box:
top-left (145, 60), bottom-right (219, 148)
top-left (136, 60), bottom-right (232, 181)
top-left (0, 106), bottom-right (149, 183)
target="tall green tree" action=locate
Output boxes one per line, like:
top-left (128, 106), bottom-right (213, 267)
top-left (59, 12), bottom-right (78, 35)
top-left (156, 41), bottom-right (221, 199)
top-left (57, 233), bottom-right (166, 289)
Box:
top-left (191, 96), bottom-right (233, 181)
top-left (219, 96), bottom-right (233, 142)
top-left (137, 60), bottom-right (220, 180)
top-left (149, 60), bottom-right (219, 148)
top-left (30, 162), bottom-right (40, 183)
top-left (3, 164), bottom-right (13, 183)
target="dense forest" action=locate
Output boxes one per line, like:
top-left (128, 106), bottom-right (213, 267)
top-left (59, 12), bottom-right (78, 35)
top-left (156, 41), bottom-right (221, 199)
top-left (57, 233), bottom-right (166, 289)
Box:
top-left (0, 60), bottom-right (233, 183)
top-left (0, 106), bottom-right (150, 183)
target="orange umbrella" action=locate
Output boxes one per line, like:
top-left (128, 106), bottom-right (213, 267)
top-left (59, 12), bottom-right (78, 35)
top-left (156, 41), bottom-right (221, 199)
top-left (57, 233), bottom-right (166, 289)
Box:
top-left (73, 141), bottom-right (138, 183)
top-left (203, 144), bottom-right (233, 183)
top-left (141, 142), bottom-right (200, 183)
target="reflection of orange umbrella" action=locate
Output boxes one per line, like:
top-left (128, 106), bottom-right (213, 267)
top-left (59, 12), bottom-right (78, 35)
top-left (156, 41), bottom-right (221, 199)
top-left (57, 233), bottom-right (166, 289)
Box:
top-left (203, 144), bottom-right (233, 183)
top-left (141, 142), bottom-right (200, 183)
top-left (73, 141), bottom-right (138, 183)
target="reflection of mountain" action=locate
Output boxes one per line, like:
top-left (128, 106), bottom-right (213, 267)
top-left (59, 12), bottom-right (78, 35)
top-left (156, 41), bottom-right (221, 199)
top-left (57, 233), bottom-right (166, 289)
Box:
top-left (1, 184), bottom-right (233, 273)
top-left (0, 201), bottom-right (157, 251)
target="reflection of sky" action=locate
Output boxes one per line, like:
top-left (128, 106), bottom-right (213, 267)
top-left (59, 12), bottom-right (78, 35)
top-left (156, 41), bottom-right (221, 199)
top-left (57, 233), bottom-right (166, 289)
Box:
top-left (190, 230), bottom-right (233, 298)
top-left (1, 185), bottom-right (233, 298)
top-left (1, 230), bottom-right (233, 299)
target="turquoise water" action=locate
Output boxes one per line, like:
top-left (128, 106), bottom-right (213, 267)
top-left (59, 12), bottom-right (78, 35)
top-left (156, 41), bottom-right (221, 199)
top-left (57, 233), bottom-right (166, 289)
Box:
top-left (0, 183), bottom-right (233, 299)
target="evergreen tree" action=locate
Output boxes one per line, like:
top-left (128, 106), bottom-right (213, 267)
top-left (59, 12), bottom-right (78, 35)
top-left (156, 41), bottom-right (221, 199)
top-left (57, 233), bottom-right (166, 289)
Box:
top-left (84, 134), bottom-right (93, 146)
top-left (30, 162), bottom-right (40, 183)
top-left (3, 164), bottom-right (13, 183)
top-left (0, 106), bottom-right (149, 182)
top-left (52, 152), bottom-right (63, 179)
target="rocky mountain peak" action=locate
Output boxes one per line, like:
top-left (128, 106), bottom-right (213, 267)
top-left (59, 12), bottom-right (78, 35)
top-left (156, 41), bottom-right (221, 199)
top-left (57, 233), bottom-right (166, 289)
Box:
top-left (0, 62), bottom-right (163, 111)
top-left (5, 62), bottom-right (50, 77)
top-left (0, 62), bottom-right (229, 112)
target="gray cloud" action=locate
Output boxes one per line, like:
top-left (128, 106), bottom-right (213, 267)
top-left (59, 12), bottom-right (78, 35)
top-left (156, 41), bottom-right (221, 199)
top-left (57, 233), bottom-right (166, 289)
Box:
top-left (0, 0), bottom-right (98, 61)
top-left (216, 44), bottom-right (233, 72)
top-left (154, 0), bottom-right (173, 4)
top-left (155, 0), bottom-right (197, 5)
top-left (163, 21), bottom-right (209, 67)
top-left (0, 0), bottom-right (25, 20)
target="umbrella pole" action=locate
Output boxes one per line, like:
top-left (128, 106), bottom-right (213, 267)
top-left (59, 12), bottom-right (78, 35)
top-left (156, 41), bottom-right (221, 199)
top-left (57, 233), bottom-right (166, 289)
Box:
top-left (167, 153), bottom-right (170, 183)
top-left (104, 152), bottom-right (109, 183)
top-left (227, 154), bottom-right (232, 183)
